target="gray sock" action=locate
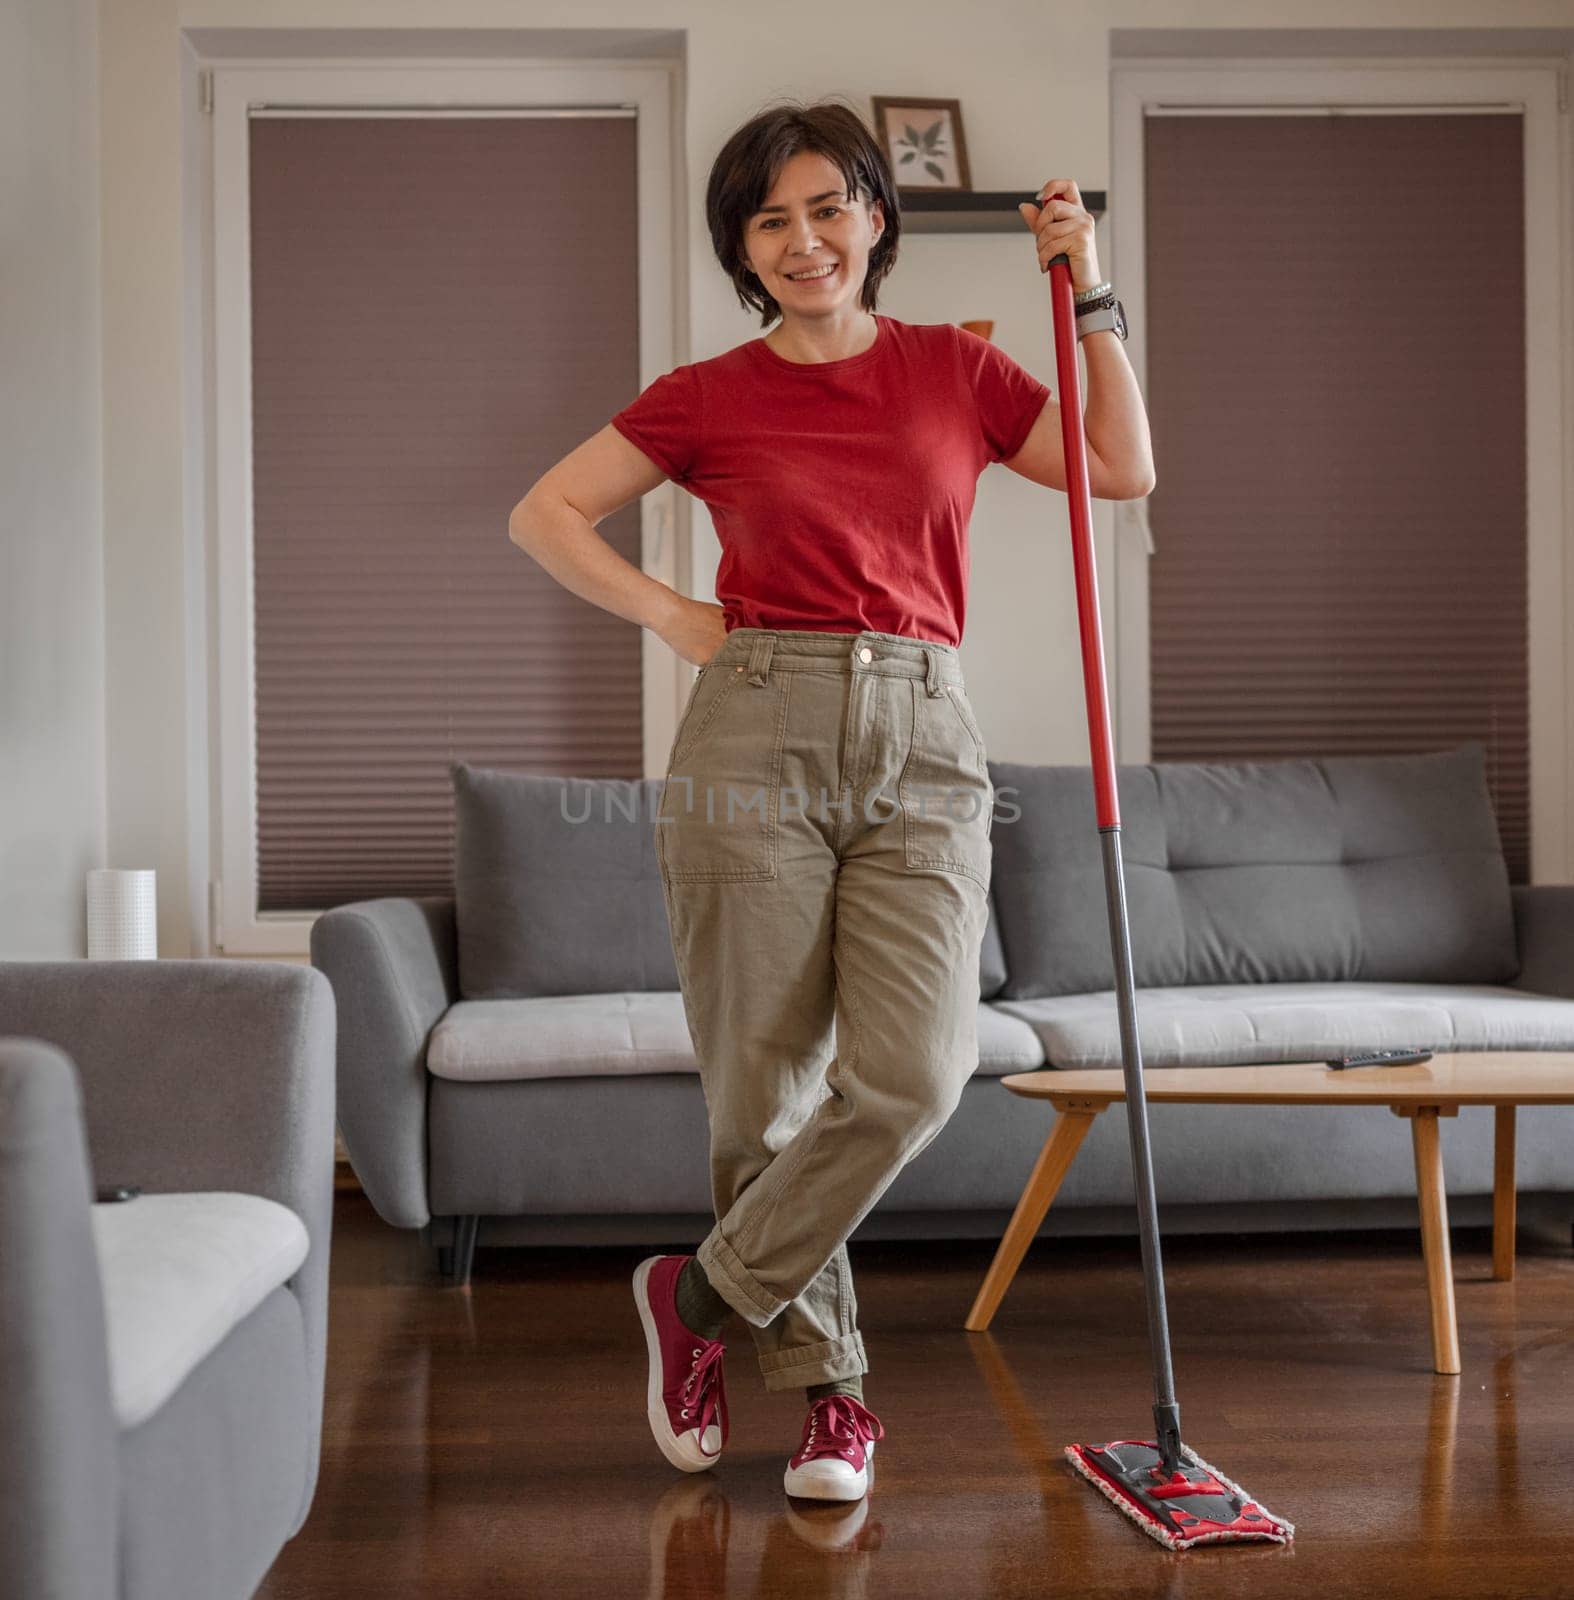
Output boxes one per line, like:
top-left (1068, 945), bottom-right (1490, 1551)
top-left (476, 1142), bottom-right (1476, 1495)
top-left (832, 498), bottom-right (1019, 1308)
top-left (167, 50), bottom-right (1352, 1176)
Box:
top-left (806, 1374), bottom-right (864, 1405)
top-left (674, 1255), bottom-right (730, 1341)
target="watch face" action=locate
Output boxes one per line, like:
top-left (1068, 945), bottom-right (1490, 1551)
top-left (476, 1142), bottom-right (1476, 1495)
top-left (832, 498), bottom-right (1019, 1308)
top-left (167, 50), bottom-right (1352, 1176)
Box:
top-left (1113, 299), bottom-right (1128, 339)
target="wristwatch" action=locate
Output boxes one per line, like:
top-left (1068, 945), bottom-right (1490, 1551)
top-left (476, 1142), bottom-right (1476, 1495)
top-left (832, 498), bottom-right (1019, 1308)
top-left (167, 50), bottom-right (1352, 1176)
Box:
top-left (1076, 299), bottom-right (1127, 342)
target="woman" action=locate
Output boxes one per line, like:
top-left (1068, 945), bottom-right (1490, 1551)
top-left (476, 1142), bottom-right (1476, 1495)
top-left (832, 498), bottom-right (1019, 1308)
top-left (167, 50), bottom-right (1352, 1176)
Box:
top-left (510, 99), bottom-right (1154, 1503)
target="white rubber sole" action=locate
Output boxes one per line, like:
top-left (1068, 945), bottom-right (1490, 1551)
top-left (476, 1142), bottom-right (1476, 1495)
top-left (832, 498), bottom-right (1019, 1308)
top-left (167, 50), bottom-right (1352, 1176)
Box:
top-left (783, 1439), bottom-right (875, 1502)
top-left (633, 1256), bottom-right (723, 1473)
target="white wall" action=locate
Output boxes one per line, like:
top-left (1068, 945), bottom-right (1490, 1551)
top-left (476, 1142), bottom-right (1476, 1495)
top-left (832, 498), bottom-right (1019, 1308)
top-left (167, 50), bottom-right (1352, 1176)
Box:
top-left (7, 2), bottom-right (1567, 959)
top-left (1, 0), bottom-right (106, 959)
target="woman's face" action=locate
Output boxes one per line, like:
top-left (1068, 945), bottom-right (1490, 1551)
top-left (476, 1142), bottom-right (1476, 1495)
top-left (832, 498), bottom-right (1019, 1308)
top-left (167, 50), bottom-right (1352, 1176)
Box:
top-left (742, 150), bottom-right (884, 318)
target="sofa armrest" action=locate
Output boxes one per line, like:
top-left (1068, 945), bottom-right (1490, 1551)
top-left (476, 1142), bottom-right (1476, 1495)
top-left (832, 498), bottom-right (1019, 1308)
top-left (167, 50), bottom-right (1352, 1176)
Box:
top-left (0, 958), bottom-right (336, 1531)
top-left (0, 1043), bottom-right (119, 1600)
top-left (310, 896), bottom-right (457, 1230)
top-left (1510, 883), bottom-right (1574, 998)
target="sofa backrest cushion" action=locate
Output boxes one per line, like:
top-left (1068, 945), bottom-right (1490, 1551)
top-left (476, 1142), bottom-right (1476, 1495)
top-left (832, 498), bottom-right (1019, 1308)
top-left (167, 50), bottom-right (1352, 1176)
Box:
top-left (453, 766), bottom-right (681, 999)
top-left (986, 743), bottom-right (1518, 1000)
top-left (453, 763), bottom-right (1012, 1001)
top-left (979, 908), bottom-right (1007, 999)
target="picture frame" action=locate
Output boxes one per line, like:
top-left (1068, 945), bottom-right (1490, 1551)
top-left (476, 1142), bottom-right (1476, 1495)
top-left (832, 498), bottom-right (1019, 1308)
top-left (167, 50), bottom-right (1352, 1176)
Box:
top-left (869, 96), bottom-right (972, 193)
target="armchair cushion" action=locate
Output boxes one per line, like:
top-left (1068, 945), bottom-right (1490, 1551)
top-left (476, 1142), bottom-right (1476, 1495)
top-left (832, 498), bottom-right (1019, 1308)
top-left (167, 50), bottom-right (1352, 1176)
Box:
top-left (92, 1193), bottom-right (309, 1429)
top-left (987, 743), bottom-right (1518, 1000)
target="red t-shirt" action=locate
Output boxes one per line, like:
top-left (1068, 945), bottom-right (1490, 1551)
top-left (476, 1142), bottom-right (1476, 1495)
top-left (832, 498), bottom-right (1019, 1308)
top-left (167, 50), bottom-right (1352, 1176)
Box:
top-left (609, 314), bottom-right (1051, 647)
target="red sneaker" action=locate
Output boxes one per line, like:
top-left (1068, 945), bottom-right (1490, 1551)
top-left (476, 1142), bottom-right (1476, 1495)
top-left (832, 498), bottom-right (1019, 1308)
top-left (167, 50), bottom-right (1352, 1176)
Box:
top-left (633, 1255), bottom-right (729, 1472)
top-left (783, 1395), bottom-right (885, 1501)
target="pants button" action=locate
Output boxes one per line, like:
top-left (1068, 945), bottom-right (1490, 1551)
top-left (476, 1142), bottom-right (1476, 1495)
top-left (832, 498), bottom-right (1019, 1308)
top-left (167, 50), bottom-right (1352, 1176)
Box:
top-left (858, 646), bottom-right (874, 663)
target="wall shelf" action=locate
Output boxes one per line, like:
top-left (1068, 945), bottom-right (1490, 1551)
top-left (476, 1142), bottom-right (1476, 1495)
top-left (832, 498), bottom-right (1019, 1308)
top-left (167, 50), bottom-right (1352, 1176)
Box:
top-left (899, 189), bottom-right (1107, 235)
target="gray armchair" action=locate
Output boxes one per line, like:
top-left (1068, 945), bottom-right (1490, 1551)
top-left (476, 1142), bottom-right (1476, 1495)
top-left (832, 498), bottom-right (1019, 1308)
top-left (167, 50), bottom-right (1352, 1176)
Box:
top-left (0, 960), bottom-right (336, 1600)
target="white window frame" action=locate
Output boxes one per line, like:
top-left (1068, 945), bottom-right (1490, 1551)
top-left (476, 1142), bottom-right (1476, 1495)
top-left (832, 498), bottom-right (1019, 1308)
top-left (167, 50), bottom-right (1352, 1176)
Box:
top-left (1110, 59), bottom-right (1571, 881)
top-left (195, 59), bottom-right (685, 955)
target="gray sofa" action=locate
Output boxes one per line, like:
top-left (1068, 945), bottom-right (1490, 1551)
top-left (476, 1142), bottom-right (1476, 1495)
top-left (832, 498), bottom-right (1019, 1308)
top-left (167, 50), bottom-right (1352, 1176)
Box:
top-left (314, 742), bottom-right (1574, 1285)
top-left (0, 960), bottom-right (336, 1600)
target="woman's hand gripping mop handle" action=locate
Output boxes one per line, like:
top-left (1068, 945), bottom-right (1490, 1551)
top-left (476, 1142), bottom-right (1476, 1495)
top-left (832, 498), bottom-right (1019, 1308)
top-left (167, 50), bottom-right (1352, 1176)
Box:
top-left (1044, 251), bottom-right (1292, 1548)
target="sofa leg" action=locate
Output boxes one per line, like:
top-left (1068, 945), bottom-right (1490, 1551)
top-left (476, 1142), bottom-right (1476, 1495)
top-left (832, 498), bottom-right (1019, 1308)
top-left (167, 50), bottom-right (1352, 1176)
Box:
top-left (442, 1214), bottom-right (479, 1287)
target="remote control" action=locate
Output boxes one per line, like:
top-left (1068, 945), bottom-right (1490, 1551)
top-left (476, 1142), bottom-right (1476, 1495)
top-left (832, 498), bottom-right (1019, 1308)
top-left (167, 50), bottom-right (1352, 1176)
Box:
top-left (1325, 1049), bottom-right (1433, 1070)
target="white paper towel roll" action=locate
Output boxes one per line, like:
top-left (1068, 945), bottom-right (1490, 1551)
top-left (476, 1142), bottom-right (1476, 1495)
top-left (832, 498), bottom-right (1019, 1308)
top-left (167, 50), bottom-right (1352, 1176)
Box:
top-left (87, 868), bottom-right (158, 960)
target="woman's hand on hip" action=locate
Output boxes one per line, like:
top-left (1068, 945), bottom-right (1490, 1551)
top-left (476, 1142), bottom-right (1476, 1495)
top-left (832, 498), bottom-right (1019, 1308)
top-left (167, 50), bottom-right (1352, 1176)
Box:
top-left (658, 598), bottom-right (730, 668)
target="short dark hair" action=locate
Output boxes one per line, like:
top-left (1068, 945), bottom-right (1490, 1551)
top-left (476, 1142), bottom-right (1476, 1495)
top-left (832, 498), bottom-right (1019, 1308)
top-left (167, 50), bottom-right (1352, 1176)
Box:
top-left (706, 98), bottom-right (901, 329)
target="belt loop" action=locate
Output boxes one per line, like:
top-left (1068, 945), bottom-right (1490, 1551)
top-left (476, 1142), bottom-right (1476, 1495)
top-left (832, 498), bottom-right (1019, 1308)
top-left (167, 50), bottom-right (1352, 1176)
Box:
top-left (747, 635), bottom-right (774, 687)
top-left (923, 646), bottom-right (945, 697)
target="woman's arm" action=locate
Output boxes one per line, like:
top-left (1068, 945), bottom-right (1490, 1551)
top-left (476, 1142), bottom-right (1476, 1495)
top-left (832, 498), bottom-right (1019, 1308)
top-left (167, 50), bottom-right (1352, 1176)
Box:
top-left (1000, 332), bottom-right (1156, 502)
top-left (508, 424), bottom-right (684, 635)
top-left (509, 425), bottom-right (725, 665)
top-left (1079, 327), bottom-right (1155, 498)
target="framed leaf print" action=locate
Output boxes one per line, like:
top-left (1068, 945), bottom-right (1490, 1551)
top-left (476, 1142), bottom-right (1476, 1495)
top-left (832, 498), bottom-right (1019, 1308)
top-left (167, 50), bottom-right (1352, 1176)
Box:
top-left (869, 96), bottom-right (972, 193)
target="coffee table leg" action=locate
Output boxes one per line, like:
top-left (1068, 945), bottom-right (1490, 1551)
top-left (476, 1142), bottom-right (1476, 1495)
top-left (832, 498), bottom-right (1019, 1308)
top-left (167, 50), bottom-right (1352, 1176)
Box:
top-left (965, 1107), bottom-right (1099, 1333)
top-left (1408, 1107), bottom-right (1462, 1375)
top-left (1493, 1105), bottom-right (1516, 1282)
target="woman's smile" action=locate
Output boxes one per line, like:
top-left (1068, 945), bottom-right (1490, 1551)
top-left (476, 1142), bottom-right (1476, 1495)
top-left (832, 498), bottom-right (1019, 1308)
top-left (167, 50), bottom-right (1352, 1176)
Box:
top-left (784, 262), bottom-right (840, 284)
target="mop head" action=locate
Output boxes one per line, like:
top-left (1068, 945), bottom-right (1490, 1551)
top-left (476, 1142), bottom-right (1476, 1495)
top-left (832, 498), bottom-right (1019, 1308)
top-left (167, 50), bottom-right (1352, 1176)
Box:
top-left (1065, 1440), bottom-right (1294, 1550)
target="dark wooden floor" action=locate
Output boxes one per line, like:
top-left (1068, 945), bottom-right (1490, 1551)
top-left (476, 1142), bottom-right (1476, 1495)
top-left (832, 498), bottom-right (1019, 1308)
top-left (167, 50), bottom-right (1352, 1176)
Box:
top-left (257, 1193), bottom-right (1574, 1599)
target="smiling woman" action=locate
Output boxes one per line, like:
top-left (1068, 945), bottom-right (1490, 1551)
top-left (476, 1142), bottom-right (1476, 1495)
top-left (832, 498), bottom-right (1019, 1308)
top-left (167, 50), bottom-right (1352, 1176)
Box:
top-left (506, 95), bottom-right (1156, 1511)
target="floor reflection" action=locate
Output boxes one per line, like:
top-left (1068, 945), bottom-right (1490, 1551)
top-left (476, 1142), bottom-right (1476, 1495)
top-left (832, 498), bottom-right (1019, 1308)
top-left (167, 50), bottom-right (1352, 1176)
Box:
top-left (642, 1473), bottom-right (883, 1599)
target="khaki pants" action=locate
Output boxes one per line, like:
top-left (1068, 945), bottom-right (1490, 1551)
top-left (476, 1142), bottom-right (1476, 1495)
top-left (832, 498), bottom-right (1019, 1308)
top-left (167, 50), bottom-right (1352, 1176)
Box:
top-left (655, 627), bottom-right (993, 1393)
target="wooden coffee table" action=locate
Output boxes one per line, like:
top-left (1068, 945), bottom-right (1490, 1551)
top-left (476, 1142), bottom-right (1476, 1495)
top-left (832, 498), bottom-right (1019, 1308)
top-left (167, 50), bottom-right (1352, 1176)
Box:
top-left (965, 1052), bottom-right (1574, 1374)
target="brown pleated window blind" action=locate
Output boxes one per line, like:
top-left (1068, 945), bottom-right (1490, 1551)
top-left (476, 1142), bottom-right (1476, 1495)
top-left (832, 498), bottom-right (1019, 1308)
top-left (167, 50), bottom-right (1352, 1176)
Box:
top-left (249, 113), bottom-right (644, 913)
top-left (1144, 111), bottom-right (1529, 881)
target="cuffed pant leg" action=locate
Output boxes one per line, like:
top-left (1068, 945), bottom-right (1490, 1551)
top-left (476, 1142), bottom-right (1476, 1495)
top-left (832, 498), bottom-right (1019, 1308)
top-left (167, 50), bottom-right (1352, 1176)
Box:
top-left (695, 1235), bottom-right (869, 1391)
top-left (758, 1327), bottom-right (869, 1394)
top-left (751, 1241), bottom-right (868, 1392)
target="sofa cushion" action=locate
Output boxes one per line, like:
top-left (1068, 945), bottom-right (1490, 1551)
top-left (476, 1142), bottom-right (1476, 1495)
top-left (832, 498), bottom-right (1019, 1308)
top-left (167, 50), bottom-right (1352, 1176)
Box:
top-left (452, 763), bottom-right (1013, 1003)
top-left (453, 766), bottom-right (680, 1000)
top-left (987, 743), bottom-right (1518, 1000)
top-left (427, 991), bottom-right (1045, 1081)
top-left (978, 1001), bottom-right (1047, 1071)
top-left (979, 903), bottom-right (1007, 999)
top-left (993, 981), bottom-right (1574, 1069)
top-left (90, 1192), bottom-right (310, 1429)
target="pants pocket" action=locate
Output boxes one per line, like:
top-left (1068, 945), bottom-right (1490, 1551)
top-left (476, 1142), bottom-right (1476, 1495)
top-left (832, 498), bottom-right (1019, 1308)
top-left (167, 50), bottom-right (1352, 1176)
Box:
top-left (659, 668), bottom-right (789, 883)
top-left (668, 664), bottom-right (730, 770)
top-left (899, 681), bottom-right (993, 888)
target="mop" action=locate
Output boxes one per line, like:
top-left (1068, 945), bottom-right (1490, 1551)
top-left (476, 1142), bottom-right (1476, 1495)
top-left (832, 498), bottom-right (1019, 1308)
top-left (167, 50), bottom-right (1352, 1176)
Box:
top-left (1040, 246), bottom-right (1294, 1550)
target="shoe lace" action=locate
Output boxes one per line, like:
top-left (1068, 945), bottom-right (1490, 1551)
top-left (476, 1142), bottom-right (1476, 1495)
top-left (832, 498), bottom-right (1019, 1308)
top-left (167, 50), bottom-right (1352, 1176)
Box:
top-left (678, 1339), bottom-right (728, 1445)
top-left (802, 1396), bottom-right (885, 1461)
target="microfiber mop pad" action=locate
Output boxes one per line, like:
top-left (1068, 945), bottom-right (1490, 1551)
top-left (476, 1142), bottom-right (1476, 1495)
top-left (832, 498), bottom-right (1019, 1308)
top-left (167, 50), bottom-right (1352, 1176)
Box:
top-left (1065, 1440), bottom-right (1294, 1550)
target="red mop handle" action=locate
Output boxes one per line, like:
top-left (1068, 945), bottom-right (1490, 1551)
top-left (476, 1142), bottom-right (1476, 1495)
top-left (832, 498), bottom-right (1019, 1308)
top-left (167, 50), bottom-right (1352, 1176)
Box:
top-left (1043, 254), bottom-right (1185, 1470)
top-left (1045, 254), bottom-right (1119, 830)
